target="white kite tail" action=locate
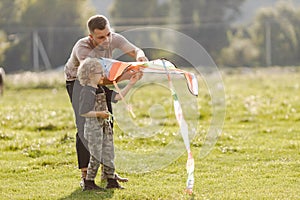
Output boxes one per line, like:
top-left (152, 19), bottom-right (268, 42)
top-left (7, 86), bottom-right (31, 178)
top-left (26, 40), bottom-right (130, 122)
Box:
top-left (172, 92), bottom-right (194, 194)
top-left (172, 92), bottom-right (190, 150)
top-left (186, 150), bottom-right (194, 194)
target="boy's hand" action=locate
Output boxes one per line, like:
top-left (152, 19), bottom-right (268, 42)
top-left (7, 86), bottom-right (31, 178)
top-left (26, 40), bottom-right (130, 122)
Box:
top-left (98, 111), bottom-right (110, 119)
top-left (129, 72), bottom-right (143, 85)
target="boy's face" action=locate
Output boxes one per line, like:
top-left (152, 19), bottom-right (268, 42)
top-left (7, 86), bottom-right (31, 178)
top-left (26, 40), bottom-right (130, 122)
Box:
top-left (94, 69), bottom-right (105, 85)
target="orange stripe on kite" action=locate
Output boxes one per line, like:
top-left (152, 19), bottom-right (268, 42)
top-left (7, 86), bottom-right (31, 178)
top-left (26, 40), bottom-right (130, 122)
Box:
top-left (108, 62), bottom-right (131, 81)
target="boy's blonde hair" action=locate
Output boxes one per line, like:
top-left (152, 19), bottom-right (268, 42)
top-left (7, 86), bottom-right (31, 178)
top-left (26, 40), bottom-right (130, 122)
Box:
top-left (77, 57), bottom-right (104, 85)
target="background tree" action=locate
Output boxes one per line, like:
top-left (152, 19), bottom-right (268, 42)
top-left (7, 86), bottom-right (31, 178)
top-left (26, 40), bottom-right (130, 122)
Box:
top-left (219, 29), bottom-right (259, 67)
top-left (219, 1), bottom-right (300, 67)
top-left (110, 0), bottom-right (169, 26)
top-left (250, 1), bottom-right (300, 66)
top-left (177, 0), bottom-right (246, 56)
top-left (0, 0), bottom-right (31, 65)
top-left (109, 0), bottom-right (173, 62)
top-left (1, 0), bottom-right (94, 72)
top-left (109, 0), bottom-right (245, 63)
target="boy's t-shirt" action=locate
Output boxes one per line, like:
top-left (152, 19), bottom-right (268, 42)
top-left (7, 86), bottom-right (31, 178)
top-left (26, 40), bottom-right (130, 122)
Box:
top-left (79, 85), bottom-right (97, 115)
top-left (79, 85), bottom-right (117, 136)
top-left (79, 85), bottom-right (117, 117)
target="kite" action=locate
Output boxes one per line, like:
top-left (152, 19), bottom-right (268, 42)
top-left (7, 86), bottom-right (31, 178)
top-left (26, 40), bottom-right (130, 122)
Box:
top-left (99, 57), bottom-right (196, 194)
top-left (98, 57), bottom-right (198, 97)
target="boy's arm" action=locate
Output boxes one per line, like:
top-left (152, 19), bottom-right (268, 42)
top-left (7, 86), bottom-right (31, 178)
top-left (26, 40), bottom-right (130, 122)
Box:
top-left (114, 72), bottom-right (142, 101)
top-left (81, 111), bottom-right (110, 118)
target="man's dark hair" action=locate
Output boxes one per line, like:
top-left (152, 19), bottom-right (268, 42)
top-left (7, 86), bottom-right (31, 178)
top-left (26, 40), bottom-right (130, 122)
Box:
top-left (87, 15), bottom-right (109, 33)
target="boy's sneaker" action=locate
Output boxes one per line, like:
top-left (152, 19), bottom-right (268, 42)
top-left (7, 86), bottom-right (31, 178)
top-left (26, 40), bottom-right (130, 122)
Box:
top-left (83, 179), bottom-right (105, 191)
top-left (106, 178), bottom-right (125, 189)
top-left (80, 178), bottom-right (85, 189)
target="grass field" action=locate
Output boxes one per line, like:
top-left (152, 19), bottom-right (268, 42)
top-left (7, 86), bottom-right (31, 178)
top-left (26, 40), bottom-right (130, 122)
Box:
top-left (0, 68), bottom-right (299, 199)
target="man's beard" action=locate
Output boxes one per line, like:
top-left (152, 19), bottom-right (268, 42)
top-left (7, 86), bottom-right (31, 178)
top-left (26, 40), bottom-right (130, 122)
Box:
top-left (97, 43), bottom-right (109, 50)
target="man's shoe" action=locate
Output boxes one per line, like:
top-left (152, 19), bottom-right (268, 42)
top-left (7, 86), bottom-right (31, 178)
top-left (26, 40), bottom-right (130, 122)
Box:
top-left (101, 173), bottom-right (128, 183)
top-left (115, 173), bottom-right (128, 182)
top-left (83, 179), bottom-right (105, 191)
top-left (106, 178), bottom-right (125, 189)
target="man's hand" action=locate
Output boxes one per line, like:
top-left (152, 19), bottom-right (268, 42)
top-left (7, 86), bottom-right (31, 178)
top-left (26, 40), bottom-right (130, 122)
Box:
top-left (136, 56), bottom-right (149, 62)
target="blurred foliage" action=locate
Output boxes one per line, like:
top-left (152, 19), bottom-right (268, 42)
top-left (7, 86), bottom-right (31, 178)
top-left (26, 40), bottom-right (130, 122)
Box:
top-left (0, 31), bottom-right (10, 62)
top-left (220, 29), bottom-right (260, 67)
top-left (4, 70), bottom-right (65, 90)
top-left (110, 0), bottom-right (245, 25)
top-left (3, 0), bottom-right (300, 69)
top-left (110, 0), bottom-right (166, 21)
top-left (0, 0), bottom-right (95, 72)
top-left (110, 0), bottom-right (245, 62)
top-left (220, 1), bottom-right (300, 67)
top-left (251, 1), bottom-right (300, 66)
top-left (0, 0), bottom-right (31, 25)
top-left (0, 0), bottom-right (31, 64)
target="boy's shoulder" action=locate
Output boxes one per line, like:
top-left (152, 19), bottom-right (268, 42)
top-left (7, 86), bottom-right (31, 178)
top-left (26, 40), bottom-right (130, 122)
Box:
top-left (81, 85), bottom-right (97, 94)
top-left (97, 85), bottom-right (114, 93)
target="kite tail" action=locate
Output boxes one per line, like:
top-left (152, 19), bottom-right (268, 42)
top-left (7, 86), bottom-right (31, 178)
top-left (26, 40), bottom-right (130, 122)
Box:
top-left (186, 150), bottom-right (194, 195)
top-left (161, 59), bottom-right (194, 195)
top-left (113, 81), bottom-right (136, 118)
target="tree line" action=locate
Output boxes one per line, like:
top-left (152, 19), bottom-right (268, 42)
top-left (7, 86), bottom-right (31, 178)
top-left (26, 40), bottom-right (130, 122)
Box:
top-left (0, 0), bottom-right (93, 72)
top-left (0, 0), bottom-right (299, 72)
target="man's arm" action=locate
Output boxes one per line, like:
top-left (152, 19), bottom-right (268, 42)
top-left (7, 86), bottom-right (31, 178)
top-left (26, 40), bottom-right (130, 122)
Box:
top-left (126, 48), bottom-right (148, 62)
top-left (113, 33), bottom-right (148, 62)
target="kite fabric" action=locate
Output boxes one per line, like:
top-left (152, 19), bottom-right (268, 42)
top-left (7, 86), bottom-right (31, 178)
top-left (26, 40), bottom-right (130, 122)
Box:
top-left (98, 57), bottom-right (198, 96)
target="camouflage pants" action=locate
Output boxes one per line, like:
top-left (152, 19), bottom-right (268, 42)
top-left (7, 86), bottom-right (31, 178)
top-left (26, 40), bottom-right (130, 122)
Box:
top-left (85, 93), bottom-right (115, 181)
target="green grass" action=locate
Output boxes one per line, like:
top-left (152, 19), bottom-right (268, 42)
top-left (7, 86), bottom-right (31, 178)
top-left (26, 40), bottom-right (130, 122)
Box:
top-left (0, 67), bottom-right (299, 199)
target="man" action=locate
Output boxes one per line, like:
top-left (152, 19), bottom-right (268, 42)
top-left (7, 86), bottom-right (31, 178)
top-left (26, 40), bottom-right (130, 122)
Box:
top-left (64, 15), bottom-right (148, 189)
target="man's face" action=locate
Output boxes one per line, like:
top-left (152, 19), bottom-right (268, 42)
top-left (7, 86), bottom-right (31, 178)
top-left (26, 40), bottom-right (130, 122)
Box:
top-left (90, 25), bottom-right (112, 49)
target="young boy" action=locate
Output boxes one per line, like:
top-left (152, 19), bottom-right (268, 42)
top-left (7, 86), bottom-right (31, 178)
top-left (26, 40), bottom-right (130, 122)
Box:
top-left (77, 57), bottom-right (141, 190)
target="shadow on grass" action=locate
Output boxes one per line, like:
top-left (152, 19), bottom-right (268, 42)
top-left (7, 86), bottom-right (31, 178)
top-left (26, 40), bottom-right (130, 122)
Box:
top-left (189, 194), bottom-right (196, 200)
top-left (59, 188), bottom-right (114, 200)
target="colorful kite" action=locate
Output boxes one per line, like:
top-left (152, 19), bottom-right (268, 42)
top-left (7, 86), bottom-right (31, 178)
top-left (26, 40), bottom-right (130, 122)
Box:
top-left (98, 57), bottom-right (198, 96)
top-left (99, 57), bottom-right (196, 194)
